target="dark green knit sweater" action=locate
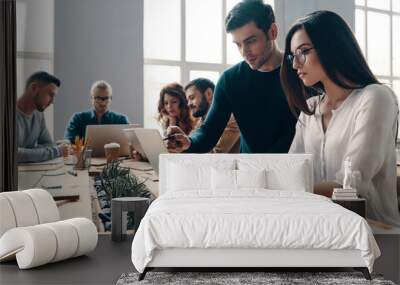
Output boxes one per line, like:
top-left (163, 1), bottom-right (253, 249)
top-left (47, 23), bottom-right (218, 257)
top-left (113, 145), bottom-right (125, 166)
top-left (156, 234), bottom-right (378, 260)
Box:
top-left (188, 61), bottom-right (296, 153)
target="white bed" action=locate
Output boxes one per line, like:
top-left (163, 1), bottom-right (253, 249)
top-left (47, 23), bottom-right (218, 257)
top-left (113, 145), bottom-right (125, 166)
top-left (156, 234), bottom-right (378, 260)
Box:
top-left (131, 154), bottom-right (380, 280)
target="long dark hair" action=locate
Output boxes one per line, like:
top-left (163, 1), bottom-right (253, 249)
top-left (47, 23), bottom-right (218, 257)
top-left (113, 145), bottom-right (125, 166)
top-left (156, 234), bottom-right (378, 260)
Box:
top-left (157, 82), bottom-right (194, 135)
top-left (280, 10), bottom-right (379, 116)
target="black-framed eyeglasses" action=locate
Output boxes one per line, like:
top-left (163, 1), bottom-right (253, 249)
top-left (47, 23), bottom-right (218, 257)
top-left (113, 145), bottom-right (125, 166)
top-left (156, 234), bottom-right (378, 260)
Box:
top-left (287, 47), bottom-right (314, 66)
top-left (94, 96), bottom-right (111, 102)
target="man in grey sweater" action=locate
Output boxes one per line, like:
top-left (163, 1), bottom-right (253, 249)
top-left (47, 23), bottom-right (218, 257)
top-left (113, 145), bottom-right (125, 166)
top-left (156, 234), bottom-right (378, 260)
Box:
top-left (17, 71), bottom-right (68, 163)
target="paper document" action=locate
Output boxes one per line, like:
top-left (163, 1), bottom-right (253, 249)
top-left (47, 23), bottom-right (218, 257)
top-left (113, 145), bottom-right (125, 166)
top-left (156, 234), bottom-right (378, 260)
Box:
top-left (90, 157), bottom-right (107, 166)
top-left (44, 186), bottom-right (63, 195)
top-left (121, 160), bottom-right (153, 171)
top-left (18, 157), bottom-right (64, 172)
top-left (19, 157), bottom-right (63, 165)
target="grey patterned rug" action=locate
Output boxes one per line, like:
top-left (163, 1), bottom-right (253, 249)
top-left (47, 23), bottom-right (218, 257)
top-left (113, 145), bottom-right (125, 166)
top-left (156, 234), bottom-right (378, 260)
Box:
top-left (116, 271), bottom-right (395, 285)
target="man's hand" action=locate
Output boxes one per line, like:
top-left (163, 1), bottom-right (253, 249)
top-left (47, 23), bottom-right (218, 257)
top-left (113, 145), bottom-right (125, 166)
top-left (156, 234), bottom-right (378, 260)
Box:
top-left (166, 126), bottom-right (191, 153)
top-left (131, 150), bottom-right (143, 161)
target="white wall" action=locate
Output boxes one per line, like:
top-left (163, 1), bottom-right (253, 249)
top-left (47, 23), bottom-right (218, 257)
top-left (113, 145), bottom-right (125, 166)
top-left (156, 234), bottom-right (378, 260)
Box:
top-left (16, 0), bottom-right (55, 138)
top-left (275, 0), bottom-right (355, 49)
top-left (53, 0), bottom-right (144, 140)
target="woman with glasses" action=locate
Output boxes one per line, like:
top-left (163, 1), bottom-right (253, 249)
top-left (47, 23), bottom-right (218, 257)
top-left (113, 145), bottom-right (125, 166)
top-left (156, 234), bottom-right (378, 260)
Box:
top-left (281, 10), bottom-right (400, 226)
top-left (157, 82), bottom-right (195, 136)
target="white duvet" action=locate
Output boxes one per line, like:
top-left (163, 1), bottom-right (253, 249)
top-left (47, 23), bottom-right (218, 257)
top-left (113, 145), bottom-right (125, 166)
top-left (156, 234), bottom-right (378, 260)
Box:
top-left (131, 190), bottom-right (380, 273)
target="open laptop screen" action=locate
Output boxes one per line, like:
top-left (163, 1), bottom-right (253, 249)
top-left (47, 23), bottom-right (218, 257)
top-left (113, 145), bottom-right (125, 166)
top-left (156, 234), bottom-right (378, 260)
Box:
top-left (85, 124), bottom-right (139, 157)
top-left (132, 128), bottom-right (168, 174)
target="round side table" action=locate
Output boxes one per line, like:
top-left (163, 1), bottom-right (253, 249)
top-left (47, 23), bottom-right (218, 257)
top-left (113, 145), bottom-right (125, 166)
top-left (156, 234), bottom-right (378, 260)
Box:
top-left (111, 197), bottom-right (150, 242)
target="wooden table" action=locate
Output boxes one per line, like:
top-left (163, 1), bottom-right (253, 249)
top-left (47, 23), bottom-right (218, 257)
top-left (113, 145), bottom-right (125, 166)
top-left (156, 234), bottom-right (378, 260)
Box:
top-left (18, 163), bottom-right (92, 220)
top-left (88, 158), bottom-right (159, 197)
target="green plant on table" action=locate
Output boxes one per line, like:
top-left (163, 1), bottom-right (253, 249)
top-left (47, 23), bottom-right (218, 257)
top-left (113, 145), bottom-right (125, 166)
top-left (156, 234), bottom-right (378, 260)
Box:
top-left (99, 161), bottom-right (152, 200)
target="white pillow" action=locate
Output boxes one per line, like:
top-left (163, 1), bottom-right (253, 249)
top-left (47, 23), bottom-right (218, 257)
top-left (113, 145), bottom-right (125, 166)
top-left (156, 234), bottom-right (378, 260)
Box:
top-left (267, 165), bottom-right (307, 191)
top-left (167, 163), bottom-right (210, 191)
top-left (237, 159), bottom-right (310, 192)
top-left (211, 168), bottom-right (267, 190)
top-left (166, 160), bottom-right (235, 192)
top-left (236, 169), bottom-right (267, 189)
top-left (211, 168), bottom-right (236, 190)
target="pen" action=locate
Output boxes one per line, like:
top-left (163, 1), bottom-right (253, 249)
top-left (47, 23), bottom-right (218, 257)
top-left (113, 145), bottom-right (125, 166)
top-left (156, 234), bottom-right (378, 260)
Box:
top-left (43, 185), bottom-right (63, 189)
top-left (162, 134), bottom-right (178, 141)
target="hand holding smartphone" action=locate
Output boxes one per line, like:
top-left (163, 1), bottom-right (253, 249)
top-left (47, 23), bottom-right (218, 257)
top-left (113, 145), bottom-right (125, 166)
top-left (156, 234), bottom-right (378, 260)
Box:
top-left (165, 126), bottom-right (191, 152)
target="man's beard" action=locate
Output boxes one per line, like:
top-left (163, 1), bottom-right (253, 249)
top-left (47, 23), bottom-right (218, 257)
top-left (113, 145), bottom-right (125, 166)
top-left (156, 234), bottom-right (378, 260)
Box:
top-left (250, 38), bottom-right (273, 70)
top-left (34, 93), bottom-right (45, 112)
top-left (191, 97), bottom-right (209, 118)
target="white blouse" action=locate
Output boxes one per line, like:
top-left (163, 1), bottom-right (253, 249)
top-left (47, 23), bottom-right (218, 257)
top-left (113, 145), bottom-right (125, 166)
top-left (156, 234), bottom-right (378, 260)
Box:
top-left (290, 84), bottom-right (400, 226)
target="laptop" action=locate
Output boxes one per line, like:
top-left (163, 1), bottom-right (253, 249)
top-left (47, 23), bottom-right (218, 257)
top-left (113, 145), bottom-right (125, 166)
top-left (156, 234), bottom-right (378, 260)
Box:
top-left (131, 128), bottom-right (168, 174)
top-left (85, 124), bottom-right (139, 157)
top-left (123, 128), bottom-right (147, 160)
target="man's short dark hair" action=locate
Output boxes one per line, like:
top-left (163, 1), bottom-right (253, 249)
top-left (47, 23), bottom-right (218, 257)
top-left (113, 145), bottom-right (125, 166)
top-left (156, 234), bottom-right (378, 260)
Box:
top-left (184, 78), bottom-right (215, 94)
top-left (225, 0), bottom-right (275, 34)
top-left (25, 71), bottom-right (61, 89)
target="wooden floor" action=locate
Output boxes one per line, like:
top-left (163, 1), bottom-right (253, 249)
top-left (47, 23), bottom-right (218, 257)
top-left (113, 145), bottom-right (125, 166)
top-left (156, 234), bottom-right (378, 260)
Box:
top-left (1, 230), bottom-right (398, 284)
top-left (0, 234), bottom-right (134, 285)
top-left (0, 235), bottom-right (366, 285)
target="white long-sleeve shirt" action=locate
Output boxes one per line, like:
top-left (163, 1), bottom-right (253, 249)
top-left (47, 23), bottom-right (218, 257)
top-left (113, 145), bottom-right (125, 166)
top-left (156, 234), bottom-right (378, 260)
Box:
top-left (290, 84), bottom-right (400, 226)
top-left (17, 109), bottom-right (61, 163)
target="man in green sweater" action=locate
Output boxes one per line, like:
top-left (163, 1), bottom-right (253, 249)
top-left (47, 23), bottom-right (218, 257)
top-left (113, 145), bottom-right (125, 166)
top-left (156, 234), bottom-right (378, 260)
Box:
top-left (167, 0), bottom-right (296, 153)
top-left (64, 80), bottom-right (130, 142)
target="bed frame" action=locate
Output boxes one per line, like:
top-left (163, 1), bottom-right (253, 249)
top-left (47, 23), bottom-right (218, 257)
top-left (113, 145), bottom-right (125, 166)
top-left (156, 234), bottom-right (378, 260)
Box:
top-left (139, 248), bottom-right (371, 280)
top-left (138, 154), bottom-right (372, 281)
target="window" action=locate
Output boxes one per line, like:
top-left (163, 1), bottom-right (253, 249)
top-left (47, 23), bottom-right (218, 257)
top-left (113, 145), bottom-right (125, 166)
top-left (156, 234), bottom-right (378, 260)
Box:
top-left (355, 0), bottom-right (400, 105)
top-left (143, 0), bottom-right (274, 129)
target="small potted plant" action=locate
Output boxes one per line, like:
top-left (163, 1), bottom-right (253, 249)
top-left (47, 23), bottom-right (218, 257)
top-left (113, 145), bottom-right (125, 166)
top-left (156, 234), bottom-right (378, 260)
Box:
top-left (97, 161), bottom-right (152, 231)
top-left (99, 161), bottom-right (152, 200)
